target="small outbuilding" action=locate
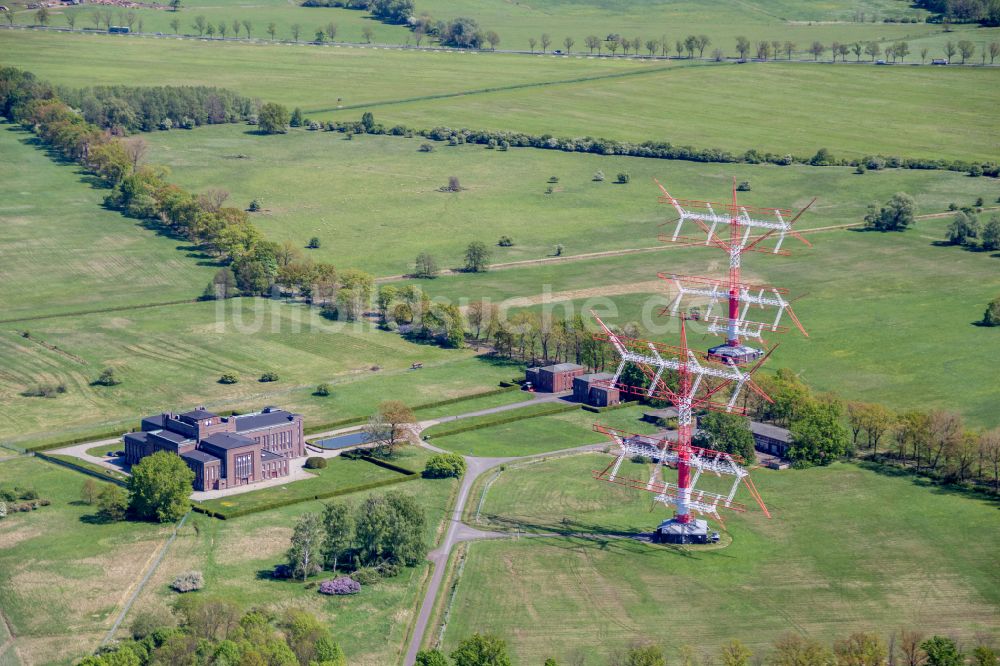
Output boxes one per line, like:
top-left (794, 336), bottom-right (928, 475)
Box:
top-left (750, 421), bottom-right (791, 458)
top-left (525, 362), bottom-right (585, 393)
top-left (572, 372), bottom-right (620, 407)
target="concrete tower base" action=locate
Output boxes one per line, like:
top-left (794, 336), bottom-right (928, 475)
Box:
top-left (652, 518), bottom-right (719, 544)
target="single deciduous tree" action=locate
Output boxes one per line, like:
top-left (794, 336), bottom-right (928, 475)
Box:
top-left (540, 33), bottom-right (551, 52)
top-left (563, 36), bottom-right (574, 52)
top-left (864, 192), bottom-right (917, 231)
top-left (944, 40), bottom-right (956, 61)
top-left (922, 637), bottom-right (963, 666)
top-left (128, 451), bottom-right (194, 522)
top-left (834, 632), bottom-right (888, 666)
top-left (721, 640), bottom-right (752, 666)
top-left (321, 500), bottom-right (354, 572)
top-left (979, 215), bottom-right (1000, 251)
top-left (414, 251), bottom-right (439, 278)
top-left (946, 211), bottom-right (979, 245)
top-left (451, 633), bottom-right (513, 666)
top-left (464, 241), bottom-right (491, 272)
top-left (81, 478), bottom-right (99, 505)
top-left (97, 484), bottom-right (128, 522)
top-left (287, 512), bottom-right (324, 581)
top-left (257, 102), bottom-right (290, 134)
top-left (735, 35), bottom-right (750, 59)
top-left (957, 40), bottom-right (974, 63)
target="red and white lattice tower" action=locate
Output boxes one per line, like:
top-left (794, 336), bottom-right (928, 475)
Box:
top-left (656, 178), bottom-right (814, 364)
top-left (590, 179), bottom-right (814, 543)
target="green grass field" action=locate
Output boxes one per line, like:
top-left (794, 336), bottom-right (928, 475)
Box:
top-left (123, 471), bottom-right (459, 666)
top-left (0, 124), bottom-right (216, 320)
top-left (0, 30), bottom-right (648, 112)
top-left (426, 403), bottom-right (657, 457)
top-left (442, 455), bottom-right (1000, 663)
top-left (3, 31), bottom-right (997, 161)
top-left (0, 457), bottom-right (174, 664)
top-left (0, 298), bottom-right (520, 448)
top-left (144, 125), bottom-right (997, 277)
top-left (330, 62), bottom-right (1000, 162)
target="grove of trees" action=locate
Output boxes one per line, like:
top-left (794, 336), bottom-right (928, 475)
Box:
top-left (284, 491), bottom-right (427, 581)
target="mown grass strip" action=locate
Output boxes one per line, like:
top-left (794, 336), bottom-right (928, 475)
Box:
top-left (306, 63), bottom-right (674, 115)
top-left (424, 402), bottom-right (580, 439)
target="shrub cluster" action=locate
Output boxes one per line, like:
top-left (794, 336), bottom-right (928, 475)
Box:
top-left (21, 383), bottom-right (67, 398)
top-left (304, 456), bottom-right (328, 469)
top-left (423, 452), bottom-right (467, 478)
top-left (170, 571), bottom-right (205, 593)
top-left (318, 576), bottom-right (360, 595)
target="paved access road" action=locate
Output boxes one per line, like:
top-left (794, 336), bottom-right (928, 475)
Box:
top-left (402, 439), bottom-right (604, 666)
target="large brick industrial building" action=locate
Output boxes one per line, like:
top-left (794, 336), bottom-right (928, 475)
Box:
top-left (123, 406), bottom-right (305, 491)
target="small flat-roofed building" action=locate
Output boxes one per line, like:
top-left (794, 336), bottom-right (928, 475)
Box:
top-left (750, 421), bottom-right (791, 458)
top-left (123, 405), bottom-right (305, 491)
top-left (526, 362), bottom-right (585, 392)
top-left (572, 372), bottom-right (620, 407)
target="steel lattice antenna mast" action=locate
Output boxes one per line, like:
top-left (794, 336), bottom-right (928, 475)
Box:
top-left (589, 180), bottom-right (815, 543)
top-left (592, 312), bottom-right (772, 534)
top-left (656, 178), bottom-right (815, 364)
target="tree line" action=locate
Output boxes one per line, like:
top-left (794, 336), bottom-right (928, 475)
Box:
top-left (7, 4), bottom-right (1000, 60)
top-left (314, 112), bottom-right (998, 178)
top-left (58, 84), bottom-right (256, 133)
top-left (418, 630), bottom-right (997, 666)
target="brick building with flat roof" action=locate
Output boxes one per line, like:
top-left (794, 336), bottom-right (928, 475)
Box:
top-left (123, 406), bottom-right (304, 491)
top-left (572, 372), bottom-right (621, 407)
top-left (525, 362), bottom-right (585, 393)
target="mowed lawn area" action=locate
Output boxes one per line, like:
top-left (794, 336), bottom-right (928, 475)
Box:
top-left (0, 30), bottom-right (649, 112)
top-left (145, 125), bottom-right (996, 276)
top-left (0, 124), bottom-right (216, 320)
top-left (123, 472), bottom-right (460, 666)
top-left (425, 403), bottom-right (659, 458)
top-left (329, 62), bottom-right (1000, 163)
top-left (0, 298), bottom-right (520, 448)
top-left (0, 457), bottom-right (175, 665)
top-left (442, 455), bottom-right (1000, 663)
